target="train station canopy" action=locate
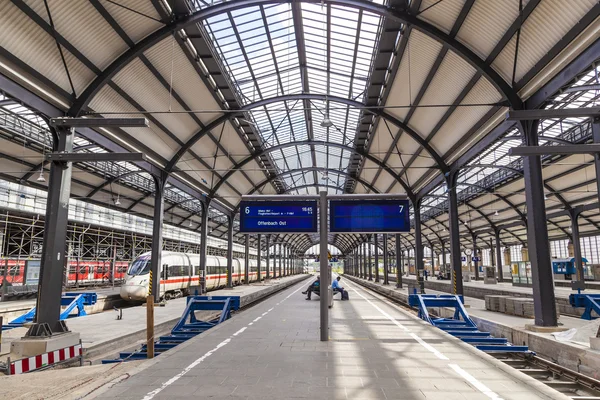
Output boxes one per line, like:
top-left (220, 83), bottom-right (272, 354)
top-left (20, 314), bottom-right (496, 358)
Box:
top-left (0, 0), bottom-right (599, 254)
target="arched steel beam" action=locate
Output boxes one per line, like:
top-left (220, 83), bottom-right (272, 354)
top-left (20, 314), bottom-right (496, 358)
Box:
top-left (209, 140), bottom-right (415, 200)
top-left (85, 170), bottom-right (146, 198)
top-left (165, 94), bottom-right (447, 176)
top-left (69, 0), bottom-right (520, 118)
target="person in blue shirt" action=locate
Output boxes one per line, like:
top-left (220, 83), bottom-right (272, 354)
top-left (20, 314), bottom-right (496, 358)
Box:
top-left (332, 276), bottom-right (348, 300)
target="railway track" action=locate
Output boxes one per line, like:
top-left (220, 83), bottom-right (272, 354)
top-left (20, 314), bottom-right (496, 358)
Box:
top-left (492, 353), bottom-right (600, 400)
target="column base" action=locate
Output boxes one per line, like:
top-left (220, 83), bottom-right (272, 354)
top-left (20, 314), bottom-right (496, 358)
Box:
top-left (525, 324), bottom-right (569, 333)
top-left (12, 331), bottom-right (80, 359)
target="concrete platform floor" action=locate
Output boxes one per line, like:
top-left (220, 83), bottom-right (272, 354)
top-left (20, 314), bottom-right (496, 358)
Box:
top-left (1, 275), bottom-right (308, 362)
top-left (89, 276), bottom-right (567, 400)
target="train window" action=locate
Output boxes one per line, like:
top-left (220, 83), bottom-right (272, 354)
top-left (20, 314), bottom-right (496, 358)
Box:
top-left (168, 265), bottom-right (190, 277)
top-left (129, 257), bottom-right (151, 275)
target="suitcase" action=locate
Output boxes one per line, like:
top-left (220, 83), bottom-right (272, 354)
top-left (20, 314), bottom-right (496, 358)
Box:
top-left (341, 289), bottom-right (349, 300)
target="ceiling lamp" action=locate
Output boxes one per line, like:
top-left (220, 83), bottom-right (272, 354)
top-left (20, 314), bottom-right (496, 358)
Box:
top-left (114, 194), bottom-right (121, 206)
top-left (320, 171), bottom-right (329, 180)
top-left (188, 219), bottom-right (193, 227)
top-left (320, 114), bottom-right (333, 128)
top-left (494, 210), bottom-right (499, 217)
top-left (36, 169), bottom-right (46, 182)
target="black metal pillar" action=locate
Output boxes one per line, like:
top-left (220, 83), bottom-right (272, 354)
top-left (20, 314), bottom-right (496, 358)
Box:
top-left (359, 242), bottom-right (364, 279)
top-left (383, 234), bottom-right (389, 284)
top-left (472, 234), bottom-right (479, 281)
top-left (569, 208), bottom-right (585, 283)
top-left (429, 243), bottom-right (435, 280)
top-left (244, 235), bottom-right (249, 284)
top-left (593, 118), bottom-right (600, 206)
top-left (441, 245), bottom-right (446, 278)
top-left (395, 234), bottom-right (402, 288)
top-left (521, 119), bottom-right (558, 326)
top-left (494, 229), bottom-right (503, 282)
top-left (226, 215), bottom-right (233, 289)
top-left (257, 234), bottom-right (262, 281)
top-left (199, 200), bottom-right (210, 295)
top-left (266, 235), bottom-right (270, 279)
top-left (374, 234), bottom-right (380, 282)
top-left (30, 126), bottom-right (75, 335)
top-left (279, 243), bottom-right (283, 278)
top-left (367, 235), bottom-right (373, 280)
top-left (446, 171), bottom-right (464, 295)
top-left (150, 172), bottom-right (167, 303)
top-left (414, 200), bottom-right (425, 293)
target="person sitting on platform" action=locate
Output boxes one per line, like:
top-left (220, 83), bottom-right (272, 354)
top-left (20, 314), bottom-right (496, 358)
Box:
top-left (332, 276), bottom-right (349, 300)
top-left (302, 276), bottom-right (320, 300)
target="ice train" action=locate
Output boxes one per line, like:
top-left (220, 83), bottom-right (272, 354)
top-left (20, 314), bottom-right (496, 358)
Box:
top-left (120, 251), bottom-right (295, 301)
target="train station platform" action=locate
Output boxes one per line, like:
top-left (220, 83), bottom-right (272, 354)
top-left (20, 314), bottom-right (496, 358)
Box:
top-left (1, 275), bottom-right (308, 363)
top-left (344, 275), bottom-right (600, 382)
top-left (88, 276), bottom-right (566, 400)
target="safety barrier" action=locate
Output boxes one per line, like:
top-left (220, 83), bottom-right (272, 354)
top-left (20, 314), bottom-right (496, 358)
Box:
top-left (102, 296), bottom-right (240, 363)
top-left (4, 342), bottom-right (83, 375)
top-left (408, 292), bottom-right (531, 354)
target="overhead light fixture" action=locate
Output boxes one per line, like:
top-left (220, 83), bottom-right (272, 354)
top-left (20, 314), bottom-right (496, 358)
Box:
top-left (544, 194), bottom-right (548, 200)
top-left (494, 210), bottom-right (499, 217)
top-left (114, 194), bottom-right (121, 206)
top-left (36, 169), bottom-right (45, 182)
top-left (320, 114), bottom-right (333, 128)
top-left (188, 219), bottom-right (193, 227)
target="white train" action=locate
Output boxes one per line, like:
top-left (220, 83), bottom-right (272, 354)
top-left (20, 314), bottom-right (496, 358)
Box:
top-left (120, 251), bottom-right (293, 301)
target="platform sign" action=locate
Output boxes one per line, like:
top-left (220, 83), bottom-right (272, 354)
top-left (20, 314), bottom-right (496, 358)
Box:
top-left (239, 200), bottom-right (318, 233)
top-left (329, 199), bottom-right (410, 233)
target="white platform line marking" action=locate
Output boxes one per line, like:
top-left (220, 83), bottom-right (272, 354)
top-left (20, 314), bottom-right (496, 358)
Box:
top-left (141, 282), bottom-right (305, 400)
top-left (449, 364), bottom-right (504, 399)
top-left (347, 280), bottom-right (507, 399)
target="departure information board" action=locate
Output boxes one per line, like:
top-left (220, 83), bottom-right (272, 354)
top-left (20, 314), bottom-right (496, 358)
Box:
top-left (239, 200), bottom-right (318, 233)
top-left (329, 199), bottom-right (410, 233)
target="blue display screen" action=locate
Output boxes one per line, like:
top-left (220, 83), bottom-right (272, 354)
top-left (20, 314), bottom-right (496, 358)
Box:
top-left (239, 200), bottom-right (318, 233)
top-left (329, 199), bottom-right (410, 233)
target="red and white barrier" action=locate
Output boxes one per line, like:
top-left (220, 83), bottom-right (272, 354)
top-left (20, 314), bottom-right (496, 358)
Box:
top-left (9, 343), bottom-right (82, 375)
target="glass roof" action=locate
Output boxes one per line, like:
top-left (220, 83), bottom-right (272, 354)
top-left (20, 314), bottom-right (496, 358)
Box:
top-left (201, 2), bottom-right (384, 193)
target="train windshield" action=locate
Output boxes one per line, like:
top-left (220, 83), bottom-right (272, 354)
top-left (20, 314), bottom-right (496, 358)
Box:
top-left (128, 256), bottom-right (151, 275)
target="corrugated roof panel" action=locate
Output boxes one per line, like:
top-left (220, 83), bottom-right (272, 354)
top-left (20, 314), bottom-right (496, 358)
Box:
top-left (222, 170), bottom-right (254, 194)
top-left (112, 58), bottom-right (200, 142)
top-left (102, 0), bottom-right (163, 44)
top-left (190, 135), bottom-right (218, 159)
top-left (385, 30), bottom-right (443, 121)
top-left (143, 36), bottom-right (223, 124)
top-left (23, 0), bottom-right (128, 71)
top-left (0, 1), bottom-right (95, 95)
top-left (89, 85), bottom-right (179, 160)
top-left (404, 155), bottom-right (436, 188)
top-left (430, 76), bottom-right (502, 156)
top-left (410, 50), bottom-right (477, 138)
top-left (217, 121), bottom-right (252, 163)
top-left (417, 0), bottom-right (466, 35)
top-left (456, 0), bottom-right (521, 60)
top-left (493, 0), bottom-right (597, 84)
top-left (368, 122), bottom-right (396, 162)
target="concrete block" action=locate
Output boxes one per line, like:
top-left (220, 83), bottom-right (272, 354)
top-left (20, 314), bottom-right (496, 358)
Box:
top-left (590, 337), bottom-right (600, 351)
top-left (10, 331), bottom-right (80, 358)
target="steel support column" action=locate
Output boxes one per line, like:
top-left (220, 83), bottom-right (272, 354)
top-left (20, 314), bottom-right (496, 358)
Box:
top-left (279, 243), bottom-right (283, 278)
top-left (446, 171), bottom-right (464, 295)
top-left (266, 235), bottom-right (270, 279)
top-left (395, 234), bottom-right (402, 288)
top-left (472, 234), bottom-right (479, 281)
top-left (569, 209), bottom-right (585, 283)
top-left (199, 200), bottom-right (210, 295)
top-left (30, 126), bottom-right (74, 336)
top-left (374, 234), bottom-right (380, 282)
top-left (244, 234), bottom-right (249, 284)
top-left (226, 216), bottom-right (233, 289)
top-left (593, 118), bottom-right (600, 207)
top-left (383, 234), bottom-right (389, 285)
top-left (494, 229), bottom-right (503, 282)
top-left (441, 245), bottom-right (446, 278)
top-left (319, 191), bottom-right (328, 342)
top-left (414, 201), bottom-right (424, 293)
top-left (151, 172), bottom-right (167, 303)
top-left (521, 120), bottom-right (558, 326)
top-left (257, 234), bottom-right (262, 281)
top-left (359, 243), bottom-right (363, 279)
top-left (368, 235), bottom-right (372, 280)
top-left (430, 244), bottom-right (435, 280)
